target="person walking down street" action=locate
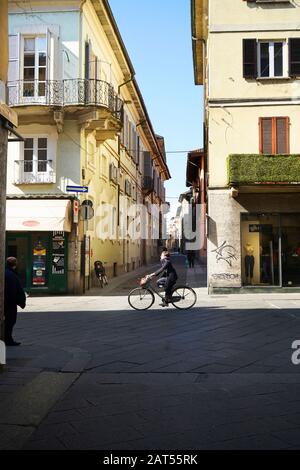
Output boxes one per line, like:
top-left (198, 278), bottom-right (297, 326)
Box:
top-left (187, 250), bottom-right (195, 268)
top-left (4, 257), bottom-right (26, 346)
top-left (149, 251), bottom-right (178, 306)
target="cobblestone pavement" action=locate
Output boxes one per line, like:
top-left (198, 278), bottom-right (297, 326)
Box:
top-left (1, 254), bottom-right (300, 450)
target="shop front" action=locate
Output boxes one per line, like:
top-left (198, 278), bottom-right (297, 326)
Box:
top-left (241, 213), bottom-right (300, 288)
top-left (208, 191), bottom-right (300, 293)
top-left (6, 199), bottom-right (72, 294)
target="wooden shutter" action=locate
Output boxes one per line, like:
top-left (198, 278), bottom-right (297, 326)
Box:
top-left (143, 151), bottom-right (152, 177)
top-left (260, 117), bottom-right (289, 154)
top-left (84, 41), bottom-right (90, 79)
top-left (124, 114), bottom-right (128, 148)
top-left (137, 135), bottom-right (140, 166)
top-left (276, 117), bottom-right (289, 154)
top-left (259, 118), bottom-right (273, 154)
top-left (8, 34), bottom-right (19, 104)
top-left (289, 38), bottom-right (300, 77)
top-left (243, 39), bottom-right (257, 78)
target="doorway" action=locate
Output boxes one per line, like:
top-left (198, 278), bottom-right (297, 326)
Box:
top-left (6, 235), bottom-right (29, 288)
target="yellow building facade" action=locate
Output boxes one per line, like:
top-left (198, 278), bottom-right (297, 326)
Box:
top-left (6, 0), bottom-right (170, 294)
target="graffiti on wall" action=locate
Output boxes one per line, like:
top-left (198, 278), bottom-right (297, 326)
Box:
top-left (211, 273), bottom-right (239, 281)
top-left (212, 241), bottom-right (237, 267)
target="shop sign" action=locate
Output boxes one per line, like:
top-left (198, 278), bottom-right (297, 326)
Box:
top-left (32, 239), bottom-right (47, 286)
top-left (73, 200), bottom-right (79, 224)
top-left (249, 224), bottom-right (272, 234)
top-left (52, 232), bottom-right (65, 275)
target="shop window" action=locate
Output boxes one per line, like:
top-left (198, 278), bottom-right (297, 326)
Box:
top-left (241, 214), bottom-right (280, 286)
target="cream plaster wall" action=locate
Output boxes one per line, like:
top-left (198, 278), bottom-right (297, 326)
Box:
top-left (208, 104), bottom-right (300, 187)
top-left (209, 31), bottom-right (300, 100)
top-left (210, 0), bottom-right (300, 29)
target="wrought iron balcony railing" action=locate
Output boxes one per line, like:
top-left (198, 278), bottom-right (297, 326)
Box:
top-left (14, 160), bottom-right (56, 184)
top-left (8, 79), bottom-right (123, 121)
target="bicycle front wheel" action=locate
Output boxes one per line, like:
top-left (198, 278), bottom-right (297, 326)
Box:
top-left (128, 288), bottom-right (155, 311)
top-left (171, 286), bottom-right (197, 310)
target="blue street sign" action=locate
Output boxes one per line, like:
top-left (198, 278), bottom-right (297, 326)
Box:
top-left (66, 185), bottom-right (89, 193)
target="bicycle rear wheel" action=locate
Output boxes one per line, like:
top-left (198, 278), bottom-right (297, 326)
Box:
top-left (128, 288), bottom-right (155, 310)
top-left (171, 285), bottom-right (197, 310)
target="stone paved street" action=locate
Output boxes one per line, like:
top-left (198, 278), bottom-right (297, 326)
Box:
top-left (1, 255), bottom-right (300, 450)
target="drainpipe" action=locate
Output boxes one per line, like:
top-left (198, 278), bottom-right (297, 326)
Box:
top-left (118, 75), bottom-right (134, 95)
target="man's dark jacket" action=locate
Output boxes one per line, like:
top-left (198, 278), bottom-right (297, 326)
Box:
top-left (4, 268), bottom-right (26, 316)
top-left (154, 258), bottom-right (178, 279)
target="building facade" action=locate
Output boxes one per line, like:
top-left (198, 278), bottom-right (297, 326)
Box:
top-left (192, 0), bottom-right (300, 292)
top-left (6, 0), bottom-right (170, 295)
top-left (185, 148), bottom-right (207, 262)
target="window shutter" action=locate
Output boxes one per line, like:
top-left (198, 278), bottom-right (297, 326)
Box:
top-left (8, 34), bottom-right (19, 104)
top-left (260, 118), bottom-right (272, 154)
top-left (143, 151), bottom-right (152, 177)
top-left (124, 114), bottom-right (128, 148)
top-left (276, 117), bottom-right (289, 154)
top-left (84, 41), bottom-right (90, 80)
top-left (243, 39), bottom-right (257, 78)
top-left (88, 41), bottom-right (93, 79)
top-left (137, 135), bottom-right (140, 166)
top-left (289, 38), bottom-right (300, 77)
top-left (46, 29), bottom-right (52, 80)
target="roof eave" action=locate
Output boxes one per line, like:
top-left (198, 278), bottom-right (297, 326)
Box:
top-left (191, 0), bottom-right (208, 85)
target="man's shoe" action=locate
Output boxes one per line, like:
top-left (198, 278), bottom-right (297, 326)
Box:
top-left (5, 340), bottom-right (21, 346)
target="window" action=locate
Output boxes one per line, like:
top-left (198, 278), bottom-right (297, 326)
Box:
top-left (245, 0), bottom-right (290, 3)
top-left (23, 36), bottom-right (47, 97)
top-left (111, 207), bottom-right (116, 239)
top-left (17, 136), bottom-right (54, 184)
top-left (259, 117), bottom-right (290, 154)
top-left (243, 38), bottom-right (300, 79)
top-left (24, 137), bottom-right (48, 173)
top-left (258, 41), bottom-right (286, 78)
top-left (101, 155), bottom-right (107, 177)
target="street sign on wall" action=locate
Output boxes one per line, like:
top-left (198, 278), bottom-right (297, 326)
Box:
top-left (66, 185), bottom-right (89, 194)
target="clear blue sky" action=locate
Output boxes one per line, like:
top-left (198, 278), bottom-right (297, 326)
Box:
top-left (109, 0), bottom-right (204, 211)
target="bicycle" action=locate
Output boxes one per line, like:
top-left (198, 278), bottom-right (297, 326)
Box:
top-left (96, 272), bottom-right (108, 288)
top-left (128, 276), bottom-right (197, 311)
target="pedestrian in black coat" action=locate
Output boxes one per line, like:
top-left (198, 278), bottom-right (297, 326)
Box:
top-left (4, 257), bottom-right (26, 346)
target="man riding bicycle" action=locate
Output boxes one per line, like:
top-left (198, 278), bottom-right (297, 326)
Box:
top-left (148, 250), bottom-right (178, 306)
top-left (94, 260), bottom-right (108, 287)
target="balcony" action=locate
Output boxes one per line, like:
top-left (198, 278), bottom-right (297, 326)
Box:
top-left (227, 154), bottom-right (300, 189)
top-left (142, 176), bottom-right (154, 195)
top-left (14, 160), bottom-right (55, 185)
top-left (8, 79), bottom-right (123, 140)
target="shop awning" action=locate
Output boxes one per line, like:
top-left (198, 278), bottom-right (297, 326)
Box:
top-left (6, 199), bottom-right (72, 232)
